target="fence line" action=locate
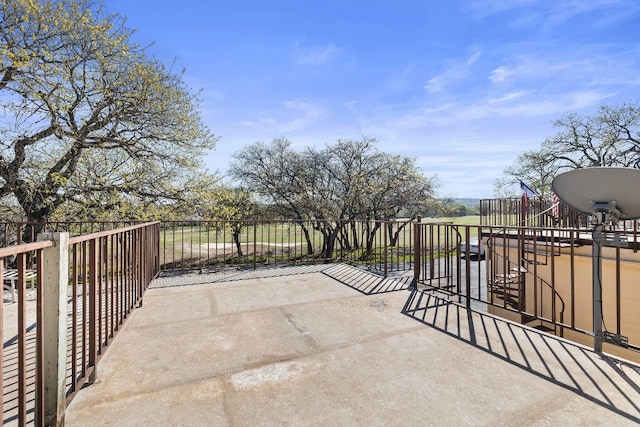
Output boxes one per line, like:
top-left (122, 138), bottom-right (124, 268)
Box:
top-left (1, 222), bottom-right (159, 426)
top-left (412, 222), bottom-right (640, 363)
top-left (3, 217), bottom-right (640, 425)
top-left (158, 219), bottom-right (417, 276)
top-left (480, 197), bottom-right (640, 240)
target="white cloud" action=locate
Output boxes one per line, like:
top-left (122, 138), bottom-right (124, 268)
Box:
top-left (468, 0), bottom-right (640, 29)
top-left (241, 100), bottom-right (324, 134)
top-left (294, 42), bottom-right (341, 65)
top-left (487, 50), bottom-right (640, 91)
top-left (546, 0), bottom-right (640, 26)
top-left (425, 50), bottom-right (483, 93)
top-left (343, 100), bottom-right (358, 111)
top-left (387, 90), bottom-right (611, 131)
top-left (466, 0), bottom-right (538, 19)
top-left (488, 66), bottom-right (510, 83)
top-left (386, 63), bottom-right (417, 91)
top-left (280, 100), bottom-right (324, 131)
top-left (488, 55), bottom-right (575, 84)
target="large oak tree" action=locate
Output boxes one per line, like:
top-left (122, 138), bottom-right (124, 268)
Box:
top-left (230, 137), bottom-right (438, 260)
top-left (498, 101), bottom-right (640, 197)
top-left (0, 0), bottom-right (217, 229)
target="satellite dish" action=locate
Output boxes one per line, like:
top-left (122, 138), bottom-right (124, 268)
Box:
top-left (551, 167), bottom-right (640, 353)
top-left (552, 167), bottom-right (640, 220)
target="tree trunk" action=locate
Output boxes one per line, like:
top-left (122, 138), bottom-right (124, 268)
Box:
top-left (323, 229), bottom-right (336, 263)
top-left (298, 221), bottom-right (314, 255)
top-left (364, 221), bottom-right (381, 259)
top-left (322, 222), bottom-right (343, 263)
top-left (350, 221), bottom-right (360, 249)
top-left (232, 230), bottom-right (243, 257)
top-left (21, 221), bottom-right (44, 244)
top-left (389, 220), bottom-right (410, 247)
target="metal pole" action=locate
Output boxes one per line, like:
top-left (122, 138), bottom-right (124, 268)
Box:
top-left (592, 214), bottom-right (604, 352)
top-left (383, 221), bottom-right (388, 279)
top-left (411, 217), bottom-right (421, 288)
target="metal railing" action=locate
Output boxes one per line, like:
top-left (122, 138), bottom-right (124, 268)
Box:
top-left (412, 222), bottom-right (640, 362)
top-left (0, 221), bottom-right (141, 248)
top-left (3, 216), bottom-right (640, 425)
top-left (65, 223), bottom-right (160, 402)
top-left (1, 239), bottom-right (52, 427)
top-left (480, 197), bottom-right (640, 241)
top-left (480, 197), bottom-right (589, 228)
top-left (484, 227), bottom-right (566, 336)
top-left (1, 222), bottom-right (159, 426)
top-left (411, 221), bottom-right (459, 292)
top-left (159, 219), bottom-right (416, 276)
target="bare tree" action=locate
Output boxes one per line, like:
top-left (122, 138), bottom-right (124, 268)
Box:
top-left (230, 137), bottom-right (438, 260)
top-left (500, 101), bottom-right (640, 196)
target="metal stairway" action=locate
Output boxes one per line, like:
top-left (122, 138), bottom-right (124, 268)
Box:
top-left (487, 230), bottom-right (566, 334)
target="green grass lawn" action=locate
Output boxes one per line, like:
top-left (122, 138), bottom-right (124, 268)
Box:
top-left (160, 218), bottom-right (484, 248)
top-left (423, 215), bottom-right (481, 225)
top-left (160, 221), bottom-right (421, 247)
top-left (158, 219), bottom-right (485, 270)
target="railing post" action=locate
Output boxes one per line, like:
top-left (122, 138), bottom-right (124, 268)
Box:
top-left (253, 220), bottom-right (257, 270)
top-left (411, 217), bottom-right (421, 288)
top-left (383, 221), bottom-right (388, 278)
top-left (89, 237), bottom-right (98, 382)
top-left (39, 232), bottom-right (69, 427)
top-left (465, 226), bottom-right (471, 310)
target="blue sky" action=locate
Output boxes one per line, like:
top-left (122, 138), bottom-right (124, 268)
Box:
top-left (110, 0), bottom-right (640, 198)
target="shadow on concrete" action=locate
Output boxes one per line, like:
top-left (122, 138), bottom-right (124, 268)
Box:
top-left (152, 263), bottom-right (414, 295)
top-left (3, 297), bottom-right (105, 426)
top-left (2, 322), bottom-right (36, 425)
top-left (402, 288), bottom-right (640, 424)
top-left (151, 264), bottom-right (332, 288)
top-left (321, 264), bottom-right (412, 295)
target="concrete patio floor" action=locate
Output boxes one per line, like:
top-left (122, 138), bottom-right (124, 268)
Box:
top-left (65, 264), bottom-right (640, 426)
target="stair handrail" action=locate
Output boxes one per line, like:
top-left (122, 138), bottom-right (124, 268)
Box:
top-left (485, 227), bottom-right (566, 335)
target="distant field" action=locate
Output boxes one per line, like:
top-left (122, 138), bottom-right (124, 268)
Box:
top-left (423, 215), bottom-right (481, 226)
top-left (159, 220), bottom-right (421, 270)
top-left (159, 218), bottom-right (483, 253)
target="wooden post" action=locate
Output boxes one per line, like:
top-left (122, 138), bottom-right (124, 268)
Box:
top-left (39, 232), bottom-right (69, 427)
